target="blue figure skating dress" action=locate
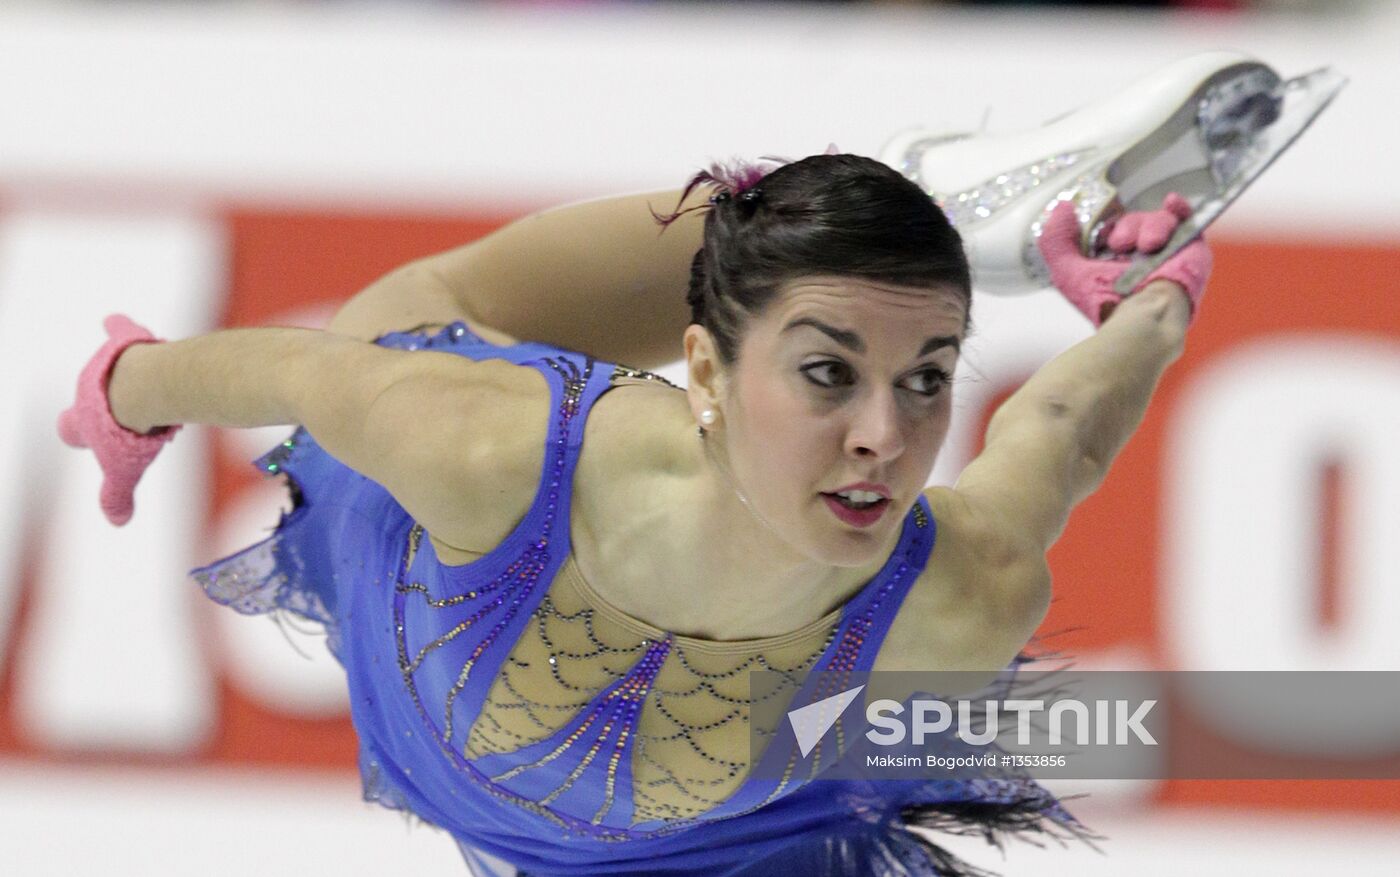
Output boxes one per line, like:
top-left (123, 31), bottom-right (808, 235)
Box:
top-left (190, 321), bottom-right (1087, 877)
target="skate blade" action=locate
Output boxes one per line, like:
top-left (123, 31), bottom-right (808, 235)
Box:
top-left (1112, 66), bottom-right (1349, 295)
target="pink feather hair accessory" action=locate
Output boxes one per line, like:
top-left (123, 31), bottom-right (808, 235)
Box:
top-left (650, 144), bottom-right (841, 229)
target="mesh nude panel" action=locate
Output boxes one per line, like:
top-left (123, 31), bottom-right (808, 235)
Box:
top-left (464, 557), bottom-right (838, 824)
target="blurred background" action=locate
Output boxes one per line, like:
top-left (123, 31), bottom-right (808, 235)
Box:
top-left (2, 0), bottom-right (1397, 874)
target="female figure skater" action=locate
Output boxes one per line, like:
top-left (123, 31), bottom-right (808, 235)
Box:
top-left (57, 149), bottom-right (1208, 876)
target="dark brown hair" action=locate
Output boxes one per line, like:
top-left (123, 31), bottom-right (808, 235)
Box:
top-left (657, 153), bottom-right (971, 365)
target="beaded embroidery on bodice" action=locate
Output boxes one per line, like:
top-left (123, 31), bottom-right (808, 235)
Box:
top-left (464, 552), bottom-right (841, 823)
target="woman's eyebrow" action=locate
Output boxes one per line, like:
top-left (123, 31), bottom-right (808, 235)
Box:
top-left (780, 316), bottom-right (960, 357)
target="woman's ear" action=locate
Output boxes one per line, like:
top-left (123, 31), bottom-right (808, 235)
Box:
top-left (683, 324), bottom-right (727, 421)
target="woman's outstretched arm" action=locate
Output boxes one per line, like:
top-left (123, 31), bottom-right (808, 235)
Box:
top-left (327, 189), bottom-right (707, 369)
top-left (105, 327), bottom-right (547, 547)
top-left (106, 328), bottom-right (401, 434)
top-left (898, 282), bottom-right (1188, 677)
top-left (902, 197), bottom-right (1211, 673)
top-left (951, 280), bottom-right (1190, 555)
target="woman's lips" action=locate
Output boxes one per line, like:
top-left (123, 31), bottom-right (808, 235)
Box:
top-left (820, 493), bottom-right (891, 528)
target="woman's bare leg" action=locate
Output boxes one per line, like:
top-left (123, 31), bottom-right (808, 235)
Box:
top-left (325, 189), bottom-right (706, 369)
top-left (323, 259), bottom-right (521, 347)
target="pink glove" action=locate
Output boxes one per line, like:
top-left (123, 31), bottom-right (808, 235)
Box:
top-left (57, 314), bottom-right (181, 526)
top-left (1037, 192), bottom-right (1213, 327)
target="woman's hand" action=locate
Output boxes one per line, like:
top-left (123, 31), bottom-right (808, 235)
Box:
top-left (57, 315), bottom-right (181, 526)
top-left (1037, 193), bottom-right (1213, 326)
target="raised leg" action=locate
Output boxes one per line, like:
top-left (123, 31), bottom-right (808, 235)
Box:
top-left (323, 258), bottom-right (521, 347)
top-left (326, 188), bottom-right (705, 369)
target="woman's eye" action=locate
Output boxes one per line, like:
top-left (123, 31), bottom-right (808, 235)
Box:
top-left (802, 362), bottom-right (949, 397)
top-left (801, 361), bottom-right (854, 389)
top-left (902, 368), bottom-right (950, 397)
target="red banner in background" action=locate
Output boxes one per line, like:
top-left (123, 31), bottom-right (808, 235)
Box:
top-left (5, 206), bottom-right (1397, 813)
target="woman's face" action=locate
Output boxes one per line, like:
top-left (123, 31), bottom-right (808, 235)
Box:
top-left (702, 275), bottom-right (968, 568)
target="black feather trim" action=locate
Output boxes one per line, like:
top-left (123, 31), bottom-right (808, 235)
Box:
top-left (893, 786), bottom-right (1104, 876)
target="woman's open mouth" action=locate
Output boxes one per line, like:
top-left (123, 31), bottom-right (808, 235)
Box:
top-left (820, 491), bottom-right (891, 528)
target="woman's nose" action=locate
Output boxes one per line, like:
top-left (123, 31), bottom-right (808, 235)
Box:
top-left (845, 388), bottom-right (906, 461)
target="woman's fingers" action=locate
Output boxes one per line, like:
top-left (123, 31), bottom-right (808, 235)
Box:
top-left (1106, 213), bottom-right (1144, 254)
top-left (1038, 201), bottom-right (1087, 263)
top-left (1137, 209), bottom-right (1179, 253)
top-left (1106, 193), bottom-right (1194, 255)
top-left (1163, 192), bottom-right (1193, 220)
top-left (100, 473), bottom-right (135, 527)
top-left (57, 408), bottom-right (86, 448)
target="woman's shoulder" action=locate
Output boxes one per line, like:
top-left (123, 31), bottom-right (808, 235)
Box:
top-left (582, 378), bottom-right (694, 476)
top-left (412, 356), bottom-right (690, 562)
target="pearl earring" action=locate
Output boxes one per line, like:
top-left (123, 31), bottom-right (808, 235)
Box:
top-left (697, 408), bottom-right (719, 439)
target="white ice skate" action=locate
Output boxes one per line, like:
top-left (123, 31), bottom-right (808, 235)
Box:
top-left (881, 52), bottom-right (1347, 295)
